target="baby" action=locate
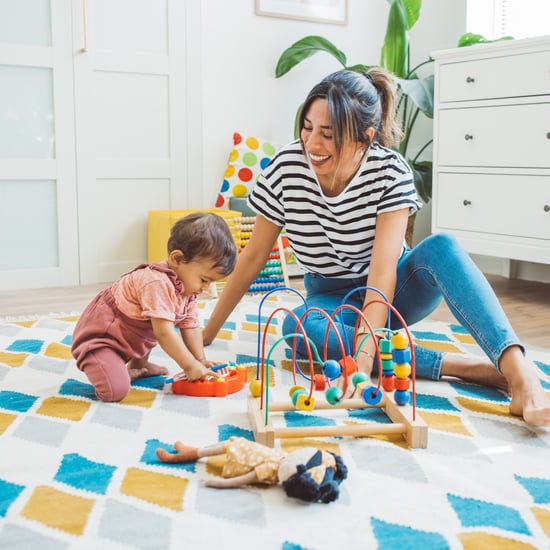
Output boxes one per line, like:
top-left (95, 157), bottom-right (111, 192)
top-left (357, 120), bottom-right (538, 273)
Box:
top-left (72, 212), bottom-right (237, 402)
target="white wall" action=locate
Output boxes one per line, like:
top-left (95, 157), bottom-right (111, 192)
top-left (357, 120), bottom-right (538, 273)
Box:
top-left (184, 0), bottom-right (550, 283)
top-left (190, 0), bottom-right (467, 208)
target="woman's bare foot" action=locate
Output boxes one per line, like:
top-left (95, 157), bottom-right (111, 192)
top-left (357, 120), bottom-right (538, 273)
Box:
top-left (440, 354), bottom-right (509, 394)
top-left (499, 346), bottom-right (550, 427)
top-left (127, 357), bottom-right (168, 381)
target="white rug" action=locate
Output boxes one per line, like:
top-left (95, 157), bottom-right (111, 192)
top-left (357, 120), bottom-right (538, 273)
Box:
top-left (1, 291), bottom-right (550, 550)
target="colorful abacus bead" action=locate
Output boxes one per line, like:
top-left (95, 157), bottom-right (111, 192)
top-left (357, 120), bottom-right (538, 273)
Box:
top-left (361, 384), bottom-right (383, 405)
top-left (325, 386), bottom-right (343, 405)
top-left (378, 338), bottom-right (394, 375)
top-left (382, 374), bottom-right (395, 391)
top-left (289, 385), bottom-right (308, 406)
top-left (394, 389), bottom-right (410, 405)
top-left (394, 363), bottom-right (411, 379)
top-left (314, 374), bottom-right (326, 391)
top-left (323, 359), bottom-right (341, 379)
top-left (352, 372), bottom-right (370, 387)
top-left (295, 392), bottom-right (315, 411)
top-left (249, 379), bottom-right (262, 397)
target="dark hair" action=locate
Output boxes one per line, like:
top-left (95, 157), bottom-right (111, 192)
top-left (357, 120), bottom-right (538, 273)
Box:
top-left (281, 451), bottom-right (348, 504)
top-left (298, 68), bottom-right (402, 156)
top-left (167, 212), bottom-right (237, 276)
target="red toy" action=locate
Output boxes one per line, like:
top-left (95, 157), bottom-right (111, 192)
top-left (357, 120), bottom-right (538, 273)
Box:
top-left (165, 363), bottom-right (247, 397)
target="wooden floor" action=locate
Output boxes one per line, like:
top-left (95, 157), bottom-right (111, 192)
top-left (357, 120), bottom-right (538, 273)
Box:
top-left (0, 274), bottom-right (548, 348)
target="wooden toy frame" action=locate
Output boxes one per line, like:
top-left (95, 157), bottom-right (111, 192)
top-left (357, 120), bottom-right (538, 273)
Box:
top-left (246, 288), bottom-right (428, 449)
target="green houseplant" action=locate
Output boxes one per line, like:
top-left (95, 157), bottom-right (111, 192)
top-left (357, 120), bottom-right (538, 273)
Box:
top-left (275, 0), bottom-right (504, 207)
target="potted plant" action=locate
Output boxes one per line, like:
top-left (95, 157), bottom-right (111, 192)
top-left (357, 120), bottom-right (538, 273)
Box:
top-left (274, 0), bottom-right (507, 229)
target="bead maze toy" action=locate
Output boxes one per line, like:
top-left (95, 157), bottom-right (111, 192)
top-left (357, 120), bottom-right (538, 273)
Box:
top-left (246, 287), bottom-right (428, 449)
top-left (164, 363), bottom-right (247, 397)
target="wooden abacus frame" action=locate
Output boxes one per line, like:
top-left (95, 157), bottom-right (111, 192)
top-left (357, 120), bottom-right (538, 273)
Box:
top-left (247, 389), bottom-right (428, 449)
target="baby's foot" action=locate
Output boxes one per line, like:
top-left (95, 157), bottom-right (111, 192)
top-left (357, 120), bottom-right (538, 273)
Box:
top-left (128, 358), bottom-right (168, 381)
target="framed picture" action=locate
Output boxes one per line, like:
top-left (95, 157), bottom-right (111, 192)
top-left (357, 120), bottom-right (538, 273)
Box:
top-left (255, 0), bottom-right (348, 25)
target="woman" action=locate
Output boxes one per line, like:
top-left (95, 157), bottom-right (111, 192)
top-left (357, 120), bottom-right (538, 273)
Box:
top-left (203, 69), bottom-right (550, 426)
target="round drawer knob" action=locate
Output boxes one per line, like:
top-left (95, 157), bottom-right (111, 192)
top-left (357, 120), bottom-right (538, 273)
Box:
top-left (463, 200), bottom-right (472, 206)
top-left (544, 205), bottom-right (550, 212)
top-left (464, 134), bottom-right (474, 141)
top-left (466, 76), bottom-right (475, 83)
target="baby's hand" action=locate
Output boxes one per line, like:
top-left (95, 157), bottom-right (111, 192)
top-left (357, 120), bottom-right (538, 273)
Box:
top-left (183, 361), bottom-right (214, 382)
top-left (199, 358), bottom-right (229, 376)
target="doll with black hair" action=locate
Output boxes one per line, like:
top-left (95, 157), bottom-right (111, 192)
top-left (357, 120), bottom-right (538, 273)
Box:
top-left (156, 436), bottom-right (347, 504)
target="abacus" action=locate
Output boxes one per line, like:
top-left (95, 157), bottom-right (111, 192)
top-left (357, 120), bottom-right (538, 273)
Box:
top-left (236, 216), bottom-right (290, 293)
top-left (247, 287), bottom-right (428, 449)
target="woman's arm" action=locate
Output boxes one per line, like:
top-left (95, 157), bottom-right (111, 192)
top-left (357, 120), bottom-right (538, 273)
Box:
top-left (203, 214), bottom-right (282, 345)
top-left (356, 208), bottom-right (410, 374)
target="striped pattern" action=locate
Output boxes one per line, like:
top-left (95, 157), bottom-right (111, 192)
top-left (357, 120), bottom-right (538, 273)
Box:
top-left (248, 140), bottom-right (421, 278)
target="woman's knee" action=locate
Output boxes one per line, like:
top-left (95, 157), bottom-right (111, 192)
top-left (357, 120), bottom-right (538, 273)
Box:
top-left (416, 232), bottom-right (460, 257)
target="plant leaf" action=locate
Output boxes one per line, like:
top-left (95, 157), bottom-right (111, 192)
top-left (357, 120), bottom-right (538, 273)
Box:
top-left (397, 74), bottom-right (434, 118)
top-left (380, 0), bottom-right (409, 77)
top-left (457, 32), bottom-right (514, 48)
top-left (275, 35), bottom-right (347, 78)
top-left (401, 0), bottom-right (421, 30)
top-left (410, 160), bottom-right (432, 203)
top-left (346, 64), bottom-right (373, 74)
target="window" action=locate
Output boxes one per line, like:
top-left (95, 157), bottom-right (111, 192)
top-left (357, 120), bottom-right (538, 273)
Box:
top-left (467, 0), bottom-right (550, 40)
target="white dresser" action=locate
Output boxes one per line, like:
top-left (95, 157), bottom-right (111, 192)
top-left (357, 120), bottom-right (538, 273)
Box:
top-left (431, 35), bottom-right (550, 268)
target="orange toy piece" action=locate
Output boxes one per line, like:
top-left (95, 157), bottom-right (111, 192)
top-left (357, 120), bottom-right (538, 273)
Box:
top-left (170, 365), bottom-right (247, 397)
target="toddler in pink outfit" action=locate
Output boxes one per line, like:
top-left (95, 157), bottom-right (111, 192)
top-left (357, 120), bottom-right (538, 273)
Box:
top-left (72, 212), bottom-right (237, 402)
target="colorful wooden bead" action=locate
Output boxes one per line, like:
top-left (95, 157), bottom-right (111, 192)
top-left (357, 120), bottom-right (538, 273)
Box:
top-left (314, 373), bottom-right (326, 391)
top-left (289, 385), bottom-right (307, 398)
top-left (291, 388), bottom-right (308, 406)
top-left (394, 389), bottom-right (411, 405)
top-left (339, 355), bottom-right (358, 377)
top-left (394, 363), bottom-right (411, 379)
top-left (296, 393), bottom-right (315, 411)
top-left (249, 379), bottom-right (262, 397)
top-left (382, 374), bottom-right (396, 391)
top-left (352, 372), bottom-right (370, 387)
top-left (391, 332), bottom-right (409, 350)
top-left (379, 338), bottom-right (392, 353)
top-left (323, 359), bottom-right (341, 379)
top-left (361, 385), bottom-right (383, 405)
top-left (325, 386), bottom-right (343, 405)
top-left (395, 377), bottom-right (410, 391)
top-left (392, 347), bottom-right (412, 364)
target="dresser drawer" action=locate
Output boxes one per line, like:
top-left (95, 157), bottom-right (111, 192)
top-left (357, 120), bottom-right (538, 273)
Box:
top-left (437, 102), bottom-right (550, 168)
top-left (438, 50), bottom-right (550, 102)
top-left (435, 173), bottom-right (550, 239)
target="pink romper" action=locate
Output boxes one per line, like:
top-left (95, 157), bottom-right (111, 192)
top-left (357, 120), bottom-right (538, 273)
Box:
top-left (71, 262), bottom-right (199, 402)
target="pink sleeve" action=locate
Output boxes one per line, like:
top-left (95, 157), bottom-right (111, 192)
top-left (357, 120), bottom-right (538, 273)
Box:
top-left (175, 296), bottom-right (200, 330)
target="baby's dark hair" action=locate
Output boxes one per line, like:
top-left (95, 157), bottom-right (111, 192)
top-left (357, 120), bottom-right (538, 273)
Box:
top-left (167, 212), bottom-right (237, 276)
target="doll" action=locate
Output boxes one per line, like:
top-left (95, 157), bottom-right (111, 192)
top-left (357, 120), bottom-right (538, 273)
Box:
top-left (156, 436), bottom-right (347, 503)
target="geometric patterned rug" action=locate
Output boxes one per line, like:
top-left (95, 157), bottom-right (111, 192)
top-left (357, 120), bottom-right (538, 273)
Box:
top-left (1, 291), bottom-right (550, 550)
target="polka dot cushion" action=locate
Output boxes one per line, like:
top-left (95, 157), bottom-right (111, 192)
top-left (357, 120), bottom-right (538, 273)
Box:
top-left (215, 132), bottom-right (278, 208)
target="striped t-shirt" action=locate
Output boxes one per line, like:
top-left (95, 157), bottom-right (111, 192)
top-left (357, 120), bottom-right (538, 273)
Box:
top-left (247, 140), bottom-right (422, 279)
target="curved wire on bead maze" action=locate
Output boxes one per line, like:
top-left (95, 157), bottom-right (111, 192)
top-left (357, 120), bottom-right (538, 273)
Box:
top-left (254, 288), bottom-right (357, 412)
top-left (253, 286), bottom-right (414, 415)
top-left (338, 285), bottom-right (417, 418)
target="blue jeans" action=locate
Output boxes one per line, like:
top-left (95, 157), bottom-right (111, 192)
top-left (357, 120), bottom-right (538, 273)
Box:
top-left (282, 233), bottom-right (522, 380)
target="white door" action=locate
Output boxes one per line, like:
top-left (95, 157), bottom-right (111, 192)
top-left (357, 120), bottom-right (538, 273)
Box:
top-left (0, 0), bottom-right (79, 291)
top-left (73, 0), bottom-right (190, 284)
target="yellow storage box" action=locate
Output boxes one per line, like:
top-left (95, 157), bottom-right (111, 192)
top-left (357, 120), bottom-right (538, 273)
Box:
top-left (148, 209), bottom-right (242, 262)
